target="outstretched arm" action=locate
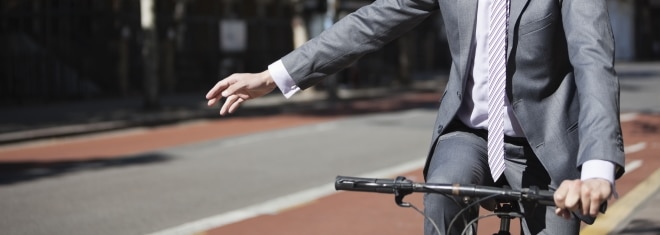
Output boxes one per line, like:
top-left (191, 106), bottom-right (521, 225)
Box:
top-left (207, 0), bottom-right (439, 115)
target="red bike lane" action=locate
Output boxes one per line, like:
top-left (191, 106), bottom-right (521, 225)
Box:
top-left (0, 115), bottom-right (337, 163)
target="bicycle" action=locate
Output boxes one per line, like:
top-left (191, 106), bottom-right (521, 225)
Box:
top-left (334, 175), bottom-right (601, 235)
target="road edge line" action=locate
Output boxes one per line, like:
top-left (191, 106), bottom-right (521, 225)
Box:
top-left (580, 168), bottom-right (660, 235)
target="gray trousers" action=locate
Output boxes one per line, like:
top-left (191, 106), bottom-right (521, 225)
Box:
top-left (424, 123), bottom-right (580, 235)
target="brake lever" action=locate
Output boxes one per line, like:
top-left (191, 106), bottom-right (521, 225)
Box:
top-left (394, 176), bottom-right (412, 207)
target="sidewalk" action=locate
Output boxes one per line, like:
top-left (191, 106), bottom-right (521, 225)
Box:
top-left (0, 79), bottom-right (445, 145)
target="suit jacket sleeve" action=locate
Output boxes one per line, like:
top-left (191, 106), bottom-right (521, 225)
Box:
top-left (561, 0), bottom-right (625, 178)
top-left (280, 0), bottom-right (439, 89)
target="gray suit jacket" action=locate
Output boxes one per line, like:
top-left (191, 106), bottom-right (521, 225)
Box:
top-left (280, 0), bottom-right (625, 187)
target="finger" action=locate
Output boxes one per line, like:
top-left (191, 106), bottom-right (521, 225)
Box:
top-left (220, 95), bottom-right (240, 115)
top-left (580, 183), bottom-right (604, 216)
top-left (589, 192), bottom-right (603, 216)
top-left (555, 208), bottom-right (572, 220)
top-left (580, 185), bottom-right (592, 215)
top-left (555, 207), bottom-right (563, 217)
top-left (207, 97), bottom-right (219, 107)
top-left (554, 181), bottom-right (570, 208)
top-left (564, 180), bottom-right (582, 211)
top-left (235, 93), bottom-right (251, 100)
top-left (206, 79), bottom-right (230, 99)
top-left (228, 97), bottom-right (244, 114)
top-left (587, 179), bottom-right (611, 216)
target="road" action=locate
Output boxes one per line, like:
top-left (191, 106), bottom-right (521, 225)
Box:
top-left (0, 62), bottom-right (658, 235)
top-left (0, 101), bottom-right (439, 235)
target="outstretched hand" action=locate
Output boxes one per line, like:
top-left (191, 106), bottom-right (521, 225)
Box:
top-left (554, 178), bottom-right (611, 219)
top-left (206, 71), bottom-right (277, 115)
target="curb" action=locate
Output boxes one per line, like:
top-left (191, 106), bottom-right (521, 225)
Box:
top-left (0, 81), bottom-right (445, 145)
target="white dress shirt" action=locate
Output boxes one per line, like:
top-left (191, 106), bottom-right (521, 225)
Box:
top-left (266, 0), bottom-right (614, 185)
top-left (457, 0), bottom-right (525, 137)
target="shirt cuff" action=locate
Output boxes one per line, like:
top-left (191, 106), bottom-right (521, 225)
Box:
top-left (581, 160), bottom-right (615, 184)
top-left (268, 60), bottom-right (300, 99)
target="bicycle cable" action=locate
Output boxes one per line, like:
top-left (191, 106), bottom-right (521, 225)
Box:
top-left (445, 192), bottom-right (499, 235)
top-left (396, 191), bottom-right (460, 235)
top-left (405, 202), bottom-right (443, 235)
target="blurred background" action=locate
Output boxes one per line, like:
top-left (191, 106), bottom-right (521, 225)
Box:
top-left (0, 0), bottom-right (454, 108)
top-left (2, 0), bottom-right (657, 108)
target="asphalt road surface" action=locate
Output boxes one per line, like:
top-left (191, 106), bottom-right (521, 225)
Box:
top-left (0, 109), bottom-right (436, 235)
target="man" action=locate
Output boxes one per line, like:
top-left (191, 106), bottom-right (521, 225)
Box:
top-left (206, 0), bottom-right (625, 234)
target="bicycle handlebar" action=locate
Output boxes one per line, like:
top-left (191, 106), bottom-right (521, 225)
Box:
top-left (335, 175), bottom-right (603, 225)
top-left (335, 175), bottom-right (555, 206)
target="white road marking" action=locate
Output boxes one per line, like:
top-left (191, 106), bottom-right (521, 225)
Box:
top-left (623, 160), bottom-right (643, 176)
top-left (620, 113), bottom-right (638, 122)
top-left (147, 158), bottom-right (426, 235)
top-left (625, 142), bottom-right (647, 154)
top-left (218, 122), bottom-right (337, 147)
top-left (622, 142), bottom-right (647, 176)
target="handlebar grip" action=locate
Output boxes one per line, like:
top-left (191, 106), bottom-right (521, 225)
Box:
top-left (526, 186), bottom-right (602, 225)
top-left (522, 186), bottom-right (555, 206)
top-left (335, 176), bottom-right (412, 194)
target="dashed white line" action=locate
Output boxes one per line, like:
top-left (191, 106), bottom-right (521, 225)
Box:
top-left (147, 158), bottom-right (426, 235)
top-left (624, 160), bottom-right (643, 176)
top-left (620, 113), bottom-right (638, 122)
top-left (623, 142), bottom-right (647, 176)
top-left (624, 142), bottom-right (647, 154)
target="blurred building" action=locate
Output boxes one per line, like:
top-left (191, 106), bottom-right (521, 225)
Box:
top-left (1, 0), bottom-right (296, 105)
top-left (1, 0), bottom-right (657, 106)
top-left (607, 0), bottom-right (660, 61)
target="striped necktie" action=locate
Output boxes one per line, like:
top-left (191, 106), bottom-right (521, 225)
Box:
top-left (487, 0), bottom-right (509, 181)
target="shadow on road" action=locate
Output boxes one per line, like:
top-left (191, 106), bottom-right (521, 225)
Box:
top-left (630, 118), bottom-right (660, 135)
top-left (0, 153), bottom-right (172, 185)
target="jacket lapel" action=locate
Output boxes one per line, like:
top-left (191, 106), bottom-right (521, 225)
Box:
top-left (458, 0), bottom-right (478, 76)
top-left (507, 0), bottom-right (531, 59)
